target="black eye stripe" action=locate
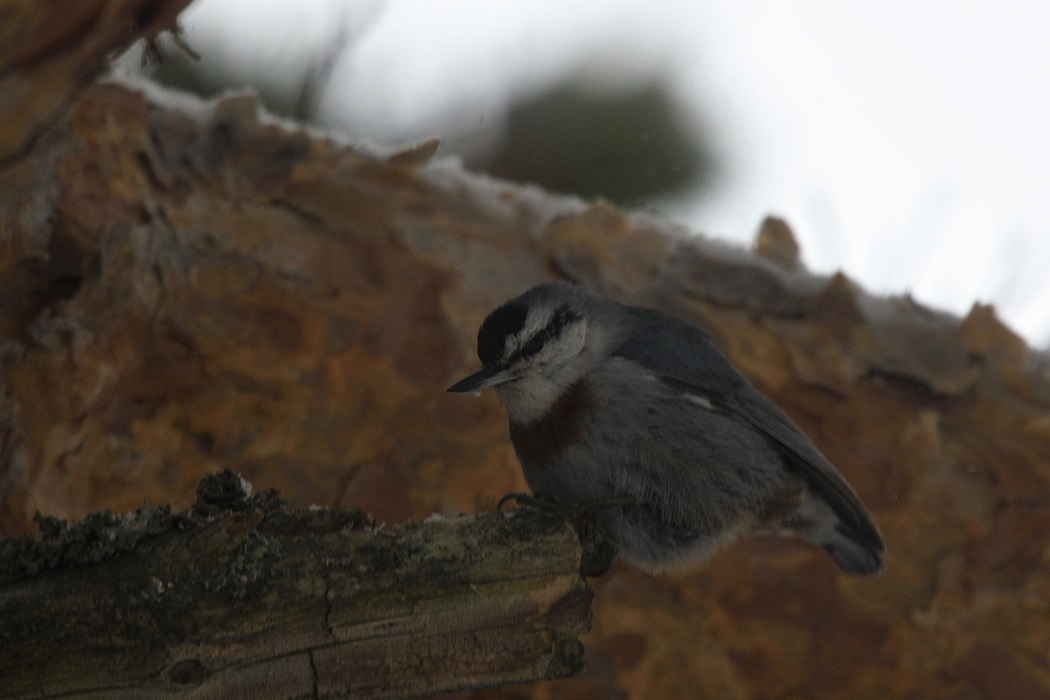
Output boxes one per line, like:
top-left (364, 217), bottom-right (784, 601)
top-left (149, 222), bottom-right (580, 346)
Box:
top-left (522, 333), bottom-right (546, 357)
top-left (507, 307), bottom-right (581, 364)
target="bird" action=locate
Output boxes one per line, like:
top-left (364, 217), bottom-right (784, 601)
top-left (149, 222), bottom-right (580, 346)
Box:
top-left (448, 281), bottom-right (885, 575)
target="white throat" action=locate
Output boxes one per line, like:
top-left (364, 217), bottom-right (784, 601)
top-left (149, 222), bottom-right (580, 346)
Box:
top-left (496, 374), bottom-right (569, 425)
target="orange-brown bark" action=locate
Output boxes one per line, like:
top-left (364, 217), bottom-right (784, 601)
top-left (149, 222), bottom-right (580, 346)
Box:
top-left (2, 0), bottom-right (1049, 697)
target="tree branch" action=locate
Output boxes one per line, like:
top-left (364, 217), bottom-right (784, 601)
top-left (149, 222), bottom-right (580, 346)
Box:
top-left (0, 471), bottom-right (606, 698)
top-left (3, 0), bottom-right (1050, 696)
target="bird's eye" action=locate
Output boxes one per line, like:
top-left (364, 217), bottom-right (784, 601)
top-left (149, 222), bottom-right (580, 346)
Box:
top-left (522, 332), bottom-right (546, 358)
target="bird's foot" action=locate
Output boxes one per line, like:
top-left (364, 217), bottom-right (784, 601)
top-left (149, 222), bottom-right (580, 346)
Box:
top-left (497, 492), bottom-right (557, 513)
top-left (497, 492), bottom-right (623, 577)
top-left (497, 492), bottom-right (633, 515)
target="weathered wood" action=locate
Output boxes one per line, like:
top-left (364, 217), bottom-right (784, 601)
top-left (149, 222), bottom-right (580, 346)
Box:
top-left (3, 0), bottom-right (1050, 697)
top-left (0, 471), bottom-right (600, 699)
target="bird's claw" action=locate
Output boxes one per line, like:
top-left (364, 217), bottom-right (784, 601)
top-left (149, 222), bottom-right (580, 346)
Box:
top-left (496, 492), bottom-right (625, 577)
top-left (497, 492), bottom-right (562, 513)
top-left (497, 492), bottom-right (635, 516)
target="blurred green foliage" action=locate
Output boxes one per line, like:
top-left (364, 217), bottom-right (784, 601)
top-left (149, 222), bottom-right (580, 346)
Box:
top-left (132, 31), bottom-right (719, 207)
top-left (472, 80), bottom-right (718, 206)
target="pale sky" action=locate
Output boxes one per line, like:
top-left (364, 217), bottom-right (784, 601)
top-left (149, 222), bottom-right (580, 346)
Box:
top-left (167, 0), bottom-right (1050, 345)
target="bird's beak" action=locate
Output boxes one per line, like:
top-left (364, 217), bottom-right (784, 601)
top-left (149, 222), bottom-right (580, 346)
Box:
top-left (447, 366), bottom-right (516, 394)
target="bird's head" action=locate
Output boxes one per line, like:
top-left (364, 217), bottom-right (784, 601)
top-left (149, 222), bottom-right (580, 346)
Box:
top-left (448, 282), bottom-right (596, 422)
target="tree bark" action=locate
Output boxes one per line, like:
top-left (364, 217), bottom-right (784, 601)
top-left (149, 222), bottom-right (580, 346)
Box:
top-left (0, 471), bottom-right (602, 699)
top-left (3, 0), bottom-right (1050, 698)
top-left (0, 0), bottom-right (191, 166)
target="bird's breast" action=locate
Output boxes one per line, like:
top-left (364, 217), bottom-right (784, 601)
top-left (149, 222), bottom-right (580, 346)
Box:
top-left (508, 379), bottom-right (594, 468)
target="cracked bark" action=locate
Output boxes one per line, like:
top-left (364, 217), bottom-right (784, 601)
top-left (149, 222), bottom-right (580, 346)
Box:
top-left (0, 2), bottom-right (601, 696)
top-left (0, 471), bottom-right (600, 699)
top-left (4, 0), bottom-right (1050, 697)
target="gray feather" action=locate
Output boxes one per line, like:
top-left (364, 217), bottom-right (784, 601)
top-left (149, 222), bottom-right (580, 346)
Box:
top-left (612, 305), bottom-right (885, 557)
top-left (454, 282), bottom-right (885, 574)
top-left (724, 389), bottom-right (884, 554)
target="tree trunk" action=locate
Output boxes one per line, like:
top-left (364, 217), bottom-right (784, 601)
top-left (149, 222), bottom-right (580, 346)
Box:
top-left (3, 1), bottom-right (1050, 698)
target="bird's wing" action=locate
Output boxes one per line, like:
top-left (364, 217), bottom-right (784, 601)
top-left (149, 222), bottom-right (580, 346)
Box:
top-left (612, 306), bottom-right (884, 551)
top-left (720, 387), bottom-right (884, 550)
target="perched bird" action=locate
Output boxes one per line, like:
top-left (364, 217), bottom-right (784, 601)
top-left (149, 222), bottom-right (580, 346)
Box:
top-left (448, 282), bottom-right (884, 575)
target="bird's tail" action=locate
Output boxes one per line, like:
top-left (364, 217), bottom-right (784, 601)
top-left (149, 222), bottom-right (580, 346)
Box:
top-left (819, 523), bottom-right (884, 575)
top-left (781, 489), bottom-right (885, 575)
